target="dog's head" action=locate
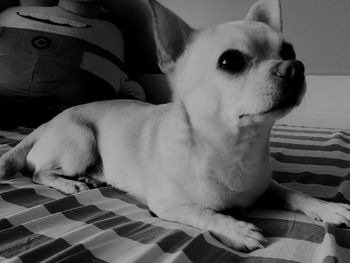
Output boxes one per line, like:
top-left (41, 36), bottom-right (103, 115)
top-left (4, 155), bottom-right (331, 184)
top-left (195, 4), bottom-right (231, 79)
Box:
top-left (149, 0), bottom-right (305, 128)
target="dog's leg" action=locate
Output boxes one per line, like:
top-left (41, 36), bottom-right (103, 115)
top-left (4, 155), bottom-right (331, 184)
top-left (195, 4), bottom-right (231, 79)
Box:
top-left (149, 201), bottom-right (267, 251)
top-left (269, 180), bottom-right (350, 226)
top-left (24, 119), bottom-right (99, 194)
top-left (0, 124), bottom-right (46, 177)
top-left (33, 172), bottom-right (89, 194)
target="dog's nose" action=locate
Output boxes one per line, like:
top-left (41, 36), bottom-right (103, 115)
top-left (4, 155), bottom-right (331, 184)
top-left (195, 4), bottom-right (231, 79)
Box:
top-left (274, 60), bottom-right (305, 81)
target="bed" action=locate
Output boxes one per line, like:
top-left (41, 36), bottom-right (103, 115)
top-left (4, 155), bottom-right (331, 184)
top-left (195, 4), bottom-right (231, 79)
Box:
top-left (0, 124), bottom-right (349, 263)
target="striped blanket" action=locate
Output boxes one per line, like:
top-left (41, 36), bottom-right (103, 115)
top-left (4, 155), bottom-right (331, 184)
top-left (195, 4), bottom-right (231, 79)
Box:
top-left (0, 125), bottom-right (349, 263)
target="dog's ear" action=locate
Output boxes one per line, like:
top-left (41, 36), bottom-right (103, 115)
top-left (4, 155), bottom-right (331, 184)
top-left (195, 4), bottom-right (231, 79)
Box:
top-left (149, 0), bottom-right (194, 73)
top-left (245, 0), bottom-right (282, 32)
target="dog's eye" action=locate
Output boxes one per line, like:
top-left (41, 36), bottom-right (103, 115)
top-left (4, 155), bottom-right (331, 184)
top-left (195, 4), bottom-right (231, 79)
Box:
top-left (218, 50), bottom-right (246, 73)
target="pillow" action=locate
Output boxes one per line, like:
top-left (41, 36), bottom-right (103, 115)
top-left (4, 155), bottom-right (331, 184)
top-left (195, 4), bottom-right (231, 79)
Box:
top-left (0, 2), bottom-right (145, 127)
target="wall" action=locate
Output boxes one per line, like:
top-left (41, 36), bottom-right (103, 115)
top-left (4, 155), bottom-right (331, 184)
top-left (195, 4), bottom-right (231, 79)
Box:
top-left (277, 75), bottom-right (350, 129)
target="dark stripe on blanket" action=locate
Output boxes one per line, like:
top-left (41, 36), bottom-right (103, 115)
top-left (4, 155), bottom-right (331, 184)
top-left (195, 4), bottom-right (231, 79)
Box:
top-left (182, 234), bottom-right (299, 263)
top-left (271, 152), bottom-right (350, 169)
top-left (1, 188), bottom-right (55, 208)
top-left (112, 220), bottom-right (192, 253)
top-left (0, 136), bottom-right (19, 146)
top-left (273, 171), bottom-right (348, 186)
top-left (271, 134), bottom-right (350, 144)
top-left (61, 204), bottom-right (192, 253)
top-left (99, 186), bottom-right (149, 210)
top-left (44, 195), bottom-right (84, 214)
top-left (0, 225), bottom-right (51, 258)
top-left (7, 127), bottom-right (33, 135)
top-left (326, 224), bottom-right (350, 249)
top-left (42, 191), bottom-right (197, 254)
top-left (0, 183), bottom-right (16, 193)
top-left (271, 142), bottom-right (350, 154)
top-left (0, 219), bottom-right (13, 231)
top-left (4, 141), bottom-right (20, 147)
top-left (275, 124), bottom-right (350, 132)
top-left (247, 218), bottom-right (325, 243)
top-left (20, 241), bottom-right (107, 263)
top-left (273, 128), bottom-right (350, 136)
top-left (0, 224), bottom-right (107, 262)
top-left (44, 187), bottom-right (148, 214)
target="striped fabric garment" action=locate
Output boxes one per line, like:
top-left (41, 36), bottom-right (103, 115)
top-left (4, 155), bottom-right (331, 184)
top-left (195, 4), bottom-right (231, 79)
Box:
top-left (0, 125), bottom-right (349, 263)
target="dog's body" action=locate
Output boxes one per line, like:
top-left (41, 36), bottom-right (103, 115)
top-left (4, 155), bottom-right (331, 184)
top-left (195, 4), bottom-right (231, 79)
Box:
top-left (1, 0), bottom-right (350, 251)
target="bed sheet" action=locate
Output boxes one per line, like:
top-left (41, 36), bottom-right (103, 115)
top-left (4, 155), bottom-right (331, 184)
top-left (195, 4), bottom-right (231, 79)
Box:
top-left (0, 125), bottom-right (349, 263)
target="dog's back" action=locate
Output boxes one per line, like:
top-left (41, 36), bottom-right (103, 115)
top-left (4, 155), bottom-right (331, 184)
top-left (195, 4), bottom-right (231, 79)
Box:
top-left (0, 99), bottom-right (173, 196)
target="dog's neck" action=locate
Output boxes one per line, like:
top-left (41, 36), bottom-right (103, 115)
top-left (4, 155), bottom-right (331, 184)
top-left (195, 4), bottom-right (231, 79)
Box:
top-left (172, 100), bottom-right (272, 175)
top-left (163, 100), bottom-right (273, 197)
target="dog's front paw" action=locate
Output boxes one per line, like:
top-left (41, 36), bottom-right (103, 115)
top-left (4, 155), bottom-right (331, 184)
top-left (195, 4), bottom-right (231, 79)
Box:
top-left (304, 200), bottom-right (350, 227)
top-left (58, 180), bottom-right (90, 195)
top-left (212, 219), bottom-right (267, 251)
top-left (78, 176), bottom-right (100, 188)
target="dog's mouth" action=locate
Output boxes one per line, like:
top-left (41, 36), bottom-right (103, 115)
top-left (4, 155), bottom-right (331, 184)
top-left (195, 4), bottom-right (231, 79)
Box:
top-left (238, 103), bottom-right (289, 119)
top-left (239, 80), bottom-right (306, 119)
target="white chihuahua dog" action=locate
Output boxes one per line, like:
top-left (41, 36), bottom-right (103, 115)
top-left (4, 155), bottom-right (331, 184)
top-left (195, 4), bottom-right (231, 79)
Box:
top-left (1, 0), bottom-right (350, 251)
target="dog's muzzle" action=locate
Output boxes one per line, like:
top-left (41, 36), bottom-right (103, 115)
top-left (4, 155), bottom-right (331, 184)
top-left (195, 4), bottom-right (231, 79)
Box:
top-left (271, 59), bottom-right (306, 110)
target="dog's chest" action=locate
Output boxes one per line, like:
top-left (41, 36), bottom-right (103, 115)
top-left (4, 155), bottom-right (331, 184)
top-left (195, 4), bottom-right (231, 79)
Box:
top-left (194, 160), bottom-right (271, 209)
top-left (186, 136), bottom-right (272, 210)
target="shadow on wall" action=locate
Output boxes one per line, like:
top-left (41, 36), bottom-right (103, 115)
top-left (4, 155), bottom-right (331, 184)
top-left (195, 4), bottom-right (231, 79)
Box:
top-left (102, 0), bottom-right (171, 104)
top-left (102, 0), bottom-right (159, 74)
